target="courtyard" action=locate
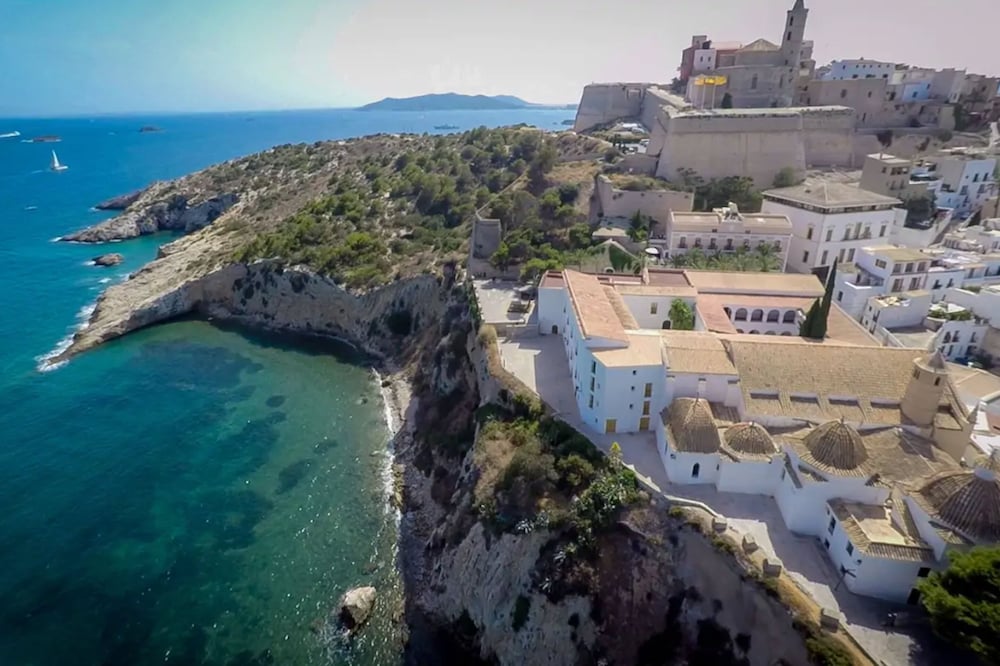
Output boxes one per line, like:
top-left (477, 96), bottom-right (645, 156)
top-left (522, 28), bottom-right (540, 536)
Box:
top-left (496, 332), bottom-right (963, 666)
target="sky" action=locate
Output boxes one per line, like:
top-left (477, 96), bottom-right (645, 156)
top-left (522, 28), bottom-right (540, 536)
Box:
top-left (1, 0), bottom-right (998, 116)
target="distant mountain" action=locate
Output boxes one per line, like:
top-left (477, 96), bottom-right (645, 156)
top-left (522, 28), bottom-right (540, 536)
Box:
top-left (358, 93), bottom-right (575, 112)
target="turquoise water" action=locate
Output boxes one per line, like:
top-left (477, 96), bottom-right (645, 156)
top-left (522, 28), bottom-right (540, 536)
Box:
top-left (0, 107), bottom-right (573, 665)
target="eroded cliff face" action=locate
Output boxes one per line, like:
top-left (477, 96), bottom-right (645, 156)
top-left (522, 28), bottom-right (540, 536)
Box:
top-left (52, 225), bottom-right (448, 366)
top-left (398, 315), bottom-right (812, 666)
top-left (63, 187), bottom-right (239, 242)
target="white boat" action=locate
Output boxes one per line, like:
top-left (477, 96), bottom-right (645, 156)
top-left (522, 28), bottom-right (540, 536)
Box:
top-left (0, 130), bottom-right (20, 139)
top-left (50, 150), bottom-right (68, 172)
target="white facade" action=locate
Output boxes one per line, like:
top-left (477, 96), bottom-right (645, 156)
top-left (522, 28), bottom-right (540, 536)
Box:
top-left (936, 156), bottom-right (998, 218)
top-left (692, 48), bottom-right (717, 73)
top-left (658, 207), bottom-right (793, 270)
top-left (761, 198), bottom-right (905, 275)
top-left (823, 59), bottom-right (895, 81)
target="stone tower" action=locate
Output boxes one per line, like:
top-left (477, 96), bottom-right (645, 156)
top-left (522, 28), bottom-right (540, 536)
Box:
top-left (779, 0), bottom-right (808, 104)
top-left (901, 351), bottom-right (949, 427)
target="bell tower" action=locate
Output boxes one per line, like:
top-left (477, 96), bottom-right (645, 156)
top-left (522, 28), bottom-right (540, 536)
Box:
top-left (780, 0), bottom-right (808, 70)
top-left (901, 352), bottom-right (949, 427)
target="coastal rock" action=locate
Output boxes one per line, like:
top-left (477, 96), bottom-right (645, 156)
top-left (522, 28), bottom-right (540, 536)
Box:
top-left (94, 188), bottom-right (146, 211)
top-left (92, 253), bottom-right (124, 267)
top-left (63, 191), bottom-right (239, 243)
top-left (338, 586), bottom-right (376, 631)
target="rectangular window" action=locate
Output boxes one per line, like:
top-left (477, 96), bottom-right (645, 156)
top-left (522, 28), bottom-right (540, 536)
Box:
top-left (642, 401), bottom-right (650, 416)
top-left (591, 361), bottom-right (596, 374)
top-left (650, 302), bottom-right (658, 315)
top-left (644, 383), bottom-right (653, 398)
top-left (806, 227), bottom-right (814, 240)
top-left (590, 377), bottom-right (595, 391)
top-left (848, 248), bottom-right (855, 262)
top-left (588, 394), bottom-right (594, 408)
top-left (837, 291), bottom-right (843, 302)
top-left (826, 228), bottom-right (833, 242)
top-left (828, 516), bottom-right (836, 535)
top-left (875, 259), bottom-right (887, 269)
top-left (802, 250), bottom-right (810, 263)
top-left (821, 250), bottom-right (828, 265)
top-left (846, 542), bottom-right (854, 556)
top-left (880, 224), bottom-right (887, 237)
top-left (605, 419), bottom-right (617, 434)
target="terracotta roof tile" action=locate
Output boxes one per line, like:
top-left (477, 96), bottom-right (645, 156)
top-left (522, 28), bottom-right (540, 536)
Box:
top-left (664, 398), bottom-right (722, 453)
top-left (563, 270), bottom-right (628, 344)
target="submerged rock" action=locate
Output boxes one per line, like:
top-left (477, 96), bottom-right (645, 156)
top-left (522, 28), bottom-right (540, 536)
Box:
top-left (92, 253), bottom-right (124, 267)
top-left (338, 586), bottom-right (376, 632)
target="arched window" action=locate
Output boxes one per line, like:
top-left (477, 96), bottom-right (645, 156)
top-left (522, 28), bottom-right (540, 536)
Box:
top-left (749, 330), bottom-right (760, 335)
top-left (766, 310), bottom-right (780, 323)
top-left (782, 311), bottom-right (796, 323)
top-left (780, 332), bottom-right (792, 336)
top-left (692, 463), bottom-right (701, 478)
top-left (765, 331), bottom-right (776, 335)
top-left (662, 320), bottom-right (672, 330)
top-left (551, 325), bottom-right (559, 335)
top-left (751, 74), bottom-right (758, 90)
top-left (736, 329), bottom-right (745, 334)
top-left (751, 309), bottom-right (764, 322)
top-left (734, 308), bottom-right (748, 321)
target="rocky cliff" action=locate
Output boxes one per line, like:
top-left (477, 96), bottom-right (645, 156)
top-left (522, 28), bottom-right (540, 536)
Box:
top-left (64, 186), bottom-right (239, 242)
top-left (395, 309), bottom-right (813, 666)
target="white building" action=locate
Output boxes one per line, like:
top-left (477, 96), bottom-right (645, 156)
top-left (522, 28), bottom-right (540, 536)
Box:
top-left (533, 265), bottom-right (1000, 603)
top-left (761, 182), bottom-right (906, 276)
top-left (657, 204), bottom-right (793, 269)
top-left (934, 152), bottom-right (998, 218)
top-left (822, 58), bottom-right (895, 81)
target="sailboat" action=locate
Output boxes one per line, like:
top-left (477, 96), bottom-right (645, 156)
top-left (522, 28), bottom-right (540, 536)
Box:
top-left (50, 150), bottom-right (68, 172)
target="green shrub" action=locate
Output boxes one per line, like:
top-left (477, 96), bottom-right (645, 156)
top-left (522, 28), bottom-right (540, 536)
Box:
top-left (804, 635), bottom-right (853, 666)
top-left (556, 454), bottom-right (597, 490)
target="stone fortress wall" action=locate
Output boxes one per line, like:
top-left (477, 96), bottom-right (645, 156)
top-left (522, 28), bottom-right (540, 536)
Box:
top-left (574, 82), bottom-right (952, 188)
top-left (593, 174), bottom-right (694, 222)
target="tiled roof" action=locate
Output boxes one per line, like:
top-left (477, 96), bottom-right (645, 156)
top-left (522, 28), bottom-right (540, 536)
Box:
top-left (592, 332), bottom-right (663, 368)
top-left (722, 422), bottom-right (779, 461)
top-left (665, 398), bottom-right (721, 454)
top-left (763, 182), bottom-right (902, 210)
top-left (802, 421), bottom-right (871, 476)
top-left (660, 330), bottom-right (737, 375)
top-left (726, 341), bottom-right (963, 425)
top-left (830, 499), bottom-right (935, 563)
top-left (683, 270), bottom-right (824, 296)
top-left (603, 286), bottom-right (640, 330)
top-left (562, 270), bottom-right (628, 344)
top-left (738, 38), bottom-right (779, 52)
top-left (914, 468), bottom-right (1000, 543)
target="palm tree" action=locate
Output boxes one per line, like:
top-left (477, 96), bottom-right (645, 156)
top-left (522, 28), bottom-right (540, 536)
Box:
top-left (753, 244), bottom-right (781, 272)
top-left (685, 247), bottom-right (710, 269)
top-left (729, 246), bottom-right (756, 271)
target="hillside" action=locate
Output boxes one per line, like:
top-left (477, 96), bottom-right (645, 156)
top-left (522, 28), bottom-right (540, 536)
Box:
top-left (358, 93), bottom-right (570, 112)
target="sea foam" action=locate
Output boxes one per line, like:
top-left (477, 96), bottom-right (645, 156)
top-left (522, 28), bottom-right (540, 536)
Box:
top-left (36, 303), bottom-right (97, 372)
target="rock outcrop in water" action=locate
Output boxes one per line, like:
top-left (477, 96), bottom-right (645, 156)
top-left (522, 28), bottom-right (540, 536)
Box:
top-left (94, 188), bottom-right (147, 211)
top-left (91, 253), bottom-right (123, 267)
top-left (339, 586), bottom-right (377, 631)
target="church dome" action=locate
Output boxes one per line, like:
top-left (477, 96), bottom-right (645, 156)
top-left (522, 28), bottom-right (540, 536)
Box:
top-left (802, 420), bottom-right (869, 473)
top-left (723, 422), bottom-right (778, 459)
top-left (665, 398), bottom-right (721, 454)
top-left (916, 466), bottom-right (1000, 543)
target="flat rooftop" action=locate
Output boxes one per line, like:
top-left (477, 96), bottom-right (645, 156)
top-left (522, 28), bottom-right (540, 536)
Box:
top-left (866, 246), bottom-right (929, 262)
top-left (684, 270), bottom-right (824, 296)
top-left (764, 181), bottom-right (902, 209)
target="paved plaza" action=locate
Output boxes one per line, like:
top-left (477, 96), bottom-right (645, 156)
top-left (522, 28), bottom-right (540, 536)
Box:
top-left (496, 332), bottom-right (964, 666)
top-left (473, 279), bottom-right (531, 327)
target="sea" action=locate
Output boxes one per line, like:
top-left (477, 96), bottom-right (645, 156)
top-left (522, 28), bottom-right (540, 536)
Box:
top-left (0, 107), bottom-right (574, 666)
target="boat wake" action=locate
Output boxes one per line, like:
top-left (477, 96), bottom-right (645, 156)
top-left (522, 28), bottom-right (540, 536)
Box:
top-left (36, 302), bottom-right (97, 372)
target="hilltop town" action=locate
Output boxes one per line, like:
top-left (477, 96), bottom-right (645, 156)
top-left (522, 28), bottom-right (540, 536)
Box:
top-left (50, 3), bottom-right (1000, 663)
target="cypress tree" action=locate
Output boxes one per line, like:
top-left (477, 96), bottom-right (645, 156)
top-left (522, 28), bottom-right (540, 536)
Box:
top-left (800, 299), bottom-right (821, 337)
top-left (814, 261), bottom-right (837, 339)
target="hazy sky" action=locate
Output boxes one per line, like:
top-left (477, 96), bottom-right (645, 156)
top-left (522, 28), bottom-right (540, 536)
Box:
top-left (2, 0), bottom-right (998, 116)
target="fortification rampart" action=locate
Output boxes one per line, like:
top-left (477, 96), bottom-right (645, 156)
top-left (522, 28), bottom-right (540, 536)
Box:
top-left (800, 107), bottom-right (856, 167)
top-left (594, 175), bottom-right (694, 222)
top-left (573, 83), bottom-right (651, 132)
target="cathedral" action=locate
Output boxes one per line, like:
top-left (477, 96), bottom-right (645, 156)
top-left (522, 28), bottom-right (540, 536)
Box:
top-left (679, 0), bottom-right (816, 109)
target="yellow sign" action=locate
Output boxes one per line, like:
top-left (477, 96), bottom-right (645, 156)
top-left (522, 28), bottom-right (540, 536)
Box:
top-left (693, 75), bottom-right (728, 86)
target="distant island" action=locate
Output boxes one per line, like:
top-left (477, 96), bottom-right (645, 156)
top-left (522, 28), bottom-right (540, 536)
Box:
top-left (358, 93), bottom-right (576, 112)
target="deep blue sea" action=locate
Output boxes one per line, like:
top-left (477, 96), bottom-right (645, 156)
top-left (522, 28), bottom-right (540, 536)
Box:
top-left (0, 107), bottom-right (574, 665)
